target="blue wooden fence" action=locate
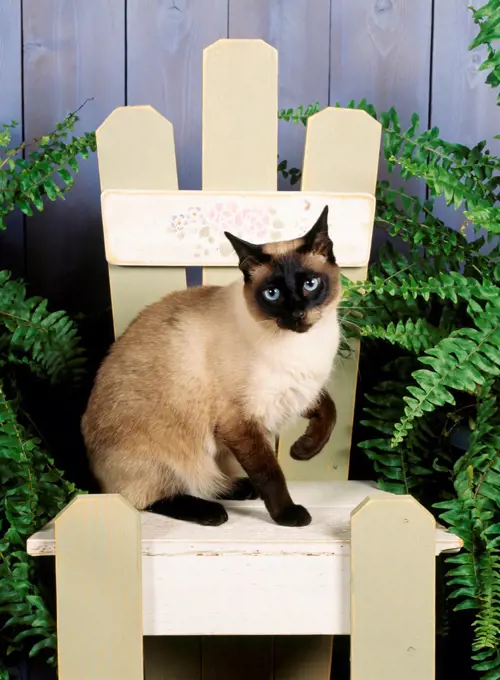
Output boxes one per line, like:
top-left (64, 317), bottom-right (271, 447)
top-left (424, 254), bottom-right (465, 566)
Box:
top-left (0, 0), bottom-right (498, 314)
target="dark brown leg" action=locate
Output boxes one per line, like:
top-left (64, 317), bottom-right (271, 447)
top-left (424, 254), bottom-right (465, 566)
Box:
top-left (220, 420), bottom-right (311, 527)
top-left (290, 390), bottom-right (337, 461)
top-left (218, 478), bottom-right (259, 501)
top-left (148, 495), bottom-right (228, 526)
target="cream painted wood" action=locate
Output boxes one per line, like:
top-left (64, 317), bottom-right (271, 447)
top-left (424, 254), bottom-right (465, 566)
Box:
top-left (303, 108), bottom-right (382, 195)
top-left (280, 340), bottom-right (359, 483)
top-left (143, 636), bottom-right (201, 680)
top-left (278, 107), bottom-right (381, 482)
top-left (200, 37), bottom-right (279, 677)
top-left (229, 0), bottom-right (331, 192)
top-left (96, 106), bottom-right (178, 192)
top-left (96, 105), bottom-right (184, 338)
top-left (275, 108), bottom-right (379, 675)
top-left (202, 267), bottom-right (241, 287)
top-left (27, 38), bottom-right (461, 680)
top-left (28, 481), bottom-right (462, 638)
top-left (55, 495), bottom-right (143, 680)
top-left (343, 266), bottom-right (368, 282)
top-left (109, 265), bottom-right (187, 337)
top-left (101, 190), bottom-right (375, 268)
top-left (351, 496), bottom-right (435, 680)
top-left (202, 39), bottom-right (278, 191)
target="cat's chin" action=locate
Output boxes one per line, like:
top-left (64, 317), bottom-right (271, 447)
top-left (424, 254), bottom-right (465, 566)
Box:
top-left (276, 320), bottom-right (312, 334)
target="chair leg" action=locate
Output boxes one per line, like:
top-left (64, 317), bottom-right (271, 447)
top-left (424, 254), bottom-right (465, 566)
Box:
top-left (350, 495), bottom-right (435, 680)
top-left (55, 495), bottom-right (143, 680)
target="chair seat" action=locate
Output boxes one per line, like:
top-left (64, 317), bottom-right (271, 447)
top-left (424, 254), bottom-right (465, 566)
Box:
top-left (27, 480), bottom-right (462, 636)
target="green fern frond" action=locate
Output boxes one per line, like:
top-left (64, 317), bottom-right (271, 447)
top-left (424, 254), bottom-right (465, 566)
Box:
top-left (470, 0), bottom-right (500, 108)
top-left (360, 318), bottom-right (445, 354)
top-left (0, 270), bottom-right (85, 382)
top-left (393, 308), bottom-right (500, 444)
top-left (1, 106), bottom-right (91, 671)
top-left (435, 390), bottom-right (500, 660)
top-left (376, 181), bottom-right (471, 262)
top-left (357, 268), bottom-right (497, 315)
top-left (0, 381), bottom-right (78, 663)
top-left (358, 358), bottom-right (436, 495)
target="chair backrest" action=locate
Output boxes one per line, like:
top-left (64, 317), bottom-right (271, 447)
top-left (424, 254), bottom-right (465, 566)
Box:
top-left (95, 38), bottom-right (381, 483)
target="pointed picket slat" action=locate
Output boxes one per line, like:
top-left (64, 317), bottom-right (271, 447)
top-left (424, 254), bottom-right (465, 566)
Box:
top-left (201, 37), bottom-right (277, 680)
top-left (278, 108), bottom-right (380, 483)
top-left (96, 105), bottom-right (178, 191)
top-left (55, 495), bottom-right (143, 680)
top-left (302, 107), bottom-right (382, 194)
top-left (351, 496), bottom-right (435, 680)
top-left (202, 39), bottom-right (278, 191)
top-left (96, 105), bottom-right (184, 337)
top-left (201, 38), bottom-right (279, 290)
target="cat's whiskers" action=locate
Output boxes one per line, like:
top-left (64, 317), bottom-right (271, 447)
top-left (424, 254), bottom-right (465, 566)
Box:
top-left (253, 321), bottom-right (278, 350)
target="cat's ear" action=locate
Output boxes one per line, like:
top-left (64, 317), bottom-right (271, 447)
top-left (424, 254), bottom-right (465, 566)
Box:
top-left (224, 231), bottom-right (270, 280)
top-left (299, 205), bottom-right (335, 263)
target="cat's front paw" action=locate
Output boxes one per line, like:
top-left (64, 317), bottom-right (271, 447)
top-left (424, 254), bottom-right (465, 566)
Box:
top-left (273, 504), bottom-right (312, 527)
top-left (290, 435), bottom-right (323, 461)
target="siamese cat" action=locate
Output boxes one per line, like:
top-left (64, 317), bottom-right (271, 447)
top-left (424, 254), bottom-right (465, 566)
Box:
top-left (82, 205), bottom-right (341, 527)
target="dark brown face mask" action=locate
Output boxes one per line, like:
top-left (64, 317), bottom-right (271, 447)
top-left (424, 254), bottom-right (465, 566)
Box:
top-left (225, 205), bottom-right (340, 332)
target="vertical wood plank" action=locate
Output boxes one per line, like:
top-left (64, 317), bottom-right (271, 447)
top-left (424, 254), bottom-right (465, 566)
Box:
top-left (96, 106), bottom-right (178, 192)
top-left (0, 0), bottom-right (24, 276)
top-left (96, 105), bottom-right (184, 337)
top-left (229, 0), bottom-right (330, 189)
top-left (107, 265), bottom-right (187, 337)
top-left (330, 0), bottom-right (432, 196)
top-left (202, 39), bottom-right (278, 191)
top-left (55, 495), bottom-right (143, 680)
top-left (350, 496), bottom-right (435, 680)
top-left (127, 0), bottom-right (228, 191)
top-left (97, 101), bottom-right (195, 673)
top-left (23, 0), bottom-right (125, 311)
top-left (202, 37), bottom-right (278, 290)
top-left (278, 108), bottom-right (381, 483)
top-left (432, 0), bottom-right (500, 231)
top-left (201, 38), bottom-right (276, 678)
top-left (302, 108), bottom-right (382, 195)
top-left (201, 267), bottom-right (240, 287)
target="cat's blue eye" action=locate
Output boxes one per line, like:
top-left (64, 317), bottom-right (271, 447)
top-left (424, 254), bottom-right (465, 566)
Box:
top-left (303, 277), bottom-right (320, 292)
top-left (263, 287), bottom-right (280, 302)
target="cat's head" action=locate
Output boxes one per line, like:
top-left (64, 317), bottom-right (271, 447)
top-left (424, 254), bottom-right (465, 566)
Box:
top-left (224, 205), bottom-right (341, 333)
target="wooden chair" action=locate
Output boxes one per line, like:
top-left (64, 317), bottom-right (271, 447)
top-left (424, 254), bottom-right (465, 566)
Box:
top-left (27, 39), bottom-right (462, 680)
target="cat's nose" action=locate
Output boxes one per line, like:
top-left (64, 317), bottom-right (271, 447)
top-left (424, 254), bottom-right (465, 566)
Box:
top-left (292, 310), bottom-right (306, 320)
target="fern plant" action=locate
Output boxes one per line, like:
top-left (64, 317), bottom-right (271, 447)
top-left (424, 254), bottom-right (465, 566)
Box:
top-left (279, 2), bottom-right (500, 676)
top-left (0, 108), bottom-right (94, 678)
